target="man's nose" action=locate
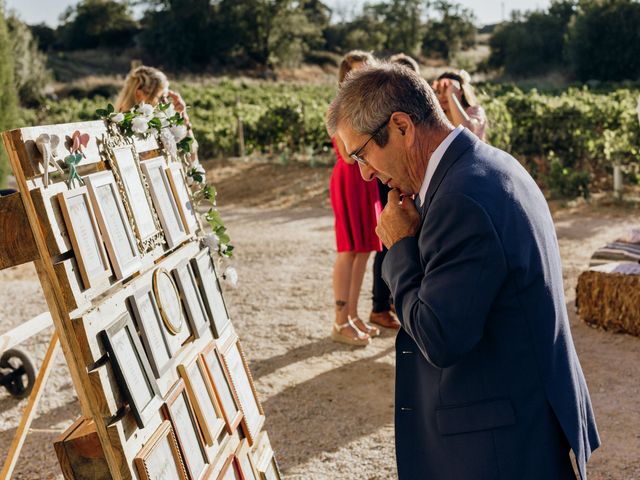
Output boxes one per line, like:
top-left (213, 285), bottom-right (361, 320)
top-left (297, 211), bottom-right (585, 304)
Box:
top-left (357, 162), bottom-right (376, 182)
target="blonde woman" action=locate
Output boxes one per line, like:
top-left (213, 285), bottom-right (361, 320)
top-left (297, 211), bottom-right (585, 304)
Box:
top-left (116, 65), bottom-right (197, 162)
top-left (432, 70), bottom-right (487, 142)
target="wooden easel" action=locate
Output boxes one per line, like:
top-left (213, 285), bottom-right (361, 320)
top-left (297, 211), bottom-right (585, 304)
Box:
top-left (0, 120), bottom-right (274, 479)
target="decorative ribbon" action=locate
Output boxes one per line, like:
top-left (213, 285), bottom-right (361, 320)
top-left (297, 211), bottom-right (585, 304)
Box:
top-left (35, 133), bottom-right (63, 187)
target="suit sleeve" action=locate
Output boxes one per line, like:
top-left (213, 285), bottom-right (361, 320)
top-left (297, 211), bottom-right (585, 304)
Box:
top-left (383, 192), bottom-right (507, 368)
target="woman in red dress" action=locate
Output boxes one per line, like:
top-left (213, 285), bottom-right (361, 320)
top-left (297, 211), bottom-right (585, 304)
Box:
top-left (329, 51), bottom-right (382, 346)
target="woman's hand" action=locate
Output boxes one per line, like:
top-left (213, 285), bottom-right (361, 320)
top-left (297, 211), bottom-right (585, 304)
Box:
top-left (445, 79), bottom-right (462, 101)
top-left (167, 90), bottom-right (186, 114)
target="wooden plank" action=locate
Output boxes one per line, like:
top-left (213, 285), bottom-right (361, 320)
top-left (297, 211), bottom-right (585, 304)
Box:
top-left (0, 332), bottom-right (60, 479)
top-left (0, 192), bottom-right (38, 269)
top-left (3, 130), bottom-right (130, 480)
top-left (7, 121), bottom-right (108, 180)
top-left (0, 311), bottom-right (53, 353)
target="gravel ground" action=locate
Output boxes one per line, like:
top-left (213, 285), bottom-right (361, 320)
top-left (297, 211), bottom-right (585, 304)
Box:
top-left (0, 161), bottom-right (639, 479)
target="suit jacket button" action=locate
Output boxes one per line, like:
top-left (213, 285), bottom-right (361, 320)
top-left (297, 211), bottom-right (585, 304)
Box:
top-left (401, 350), bottom-right (413, 354)
top-left (400, 407), bottom-right (413, 411)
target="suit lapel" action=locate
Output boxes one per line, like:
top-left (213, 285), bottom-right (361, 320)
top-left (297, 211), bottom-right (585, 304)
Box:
top-left (420, 128), bottom-right (477, 218)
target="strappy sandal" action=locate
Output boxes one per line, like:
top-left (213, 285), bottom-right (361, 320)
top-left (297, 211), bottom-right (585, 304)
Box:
top-left (331, 318), bottom-right (371, 346)
top-left (350, 315), bottom-right (380, 338)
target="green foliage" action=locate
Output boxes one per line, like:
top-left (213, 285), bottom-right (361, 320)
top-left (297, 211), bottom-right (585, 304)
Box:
top-left (422, 0), bottom-right (476, 60)
top-left (18, 79), bottom-right (640, 200)
top-left (0, 11), bottom-right (19, 186)
top-left (58, 0), bottom-right (139, 50)
top-left (7, 15), bottom-right (51, 106)
top-left (566, 0), bottom-right (640, 82)
top-left (487, 1), bottom-right (575, 77)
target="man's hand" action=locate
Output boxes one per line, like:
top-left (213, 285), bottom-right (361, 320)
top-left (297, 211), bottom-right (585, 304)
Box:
top-left (376, 189), bottom-right (421, 249)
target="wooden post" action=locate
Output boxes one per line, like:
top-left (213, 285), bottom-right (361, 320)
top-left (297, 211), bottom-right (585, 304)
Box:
top-left (613, 163), bottom-right (623, 200)
top-left (0, 192), bottom-right (39, 269)
top-left (235, 96), bottom-right (245, 158)
top-left (0, 332), bottom-right (59, 479)
top-left (0, 312), bottom-right (52, 353)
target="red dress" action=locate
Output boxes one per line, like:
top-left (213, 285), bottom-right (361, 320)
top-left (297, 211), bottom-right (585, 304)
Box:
top-left (329, 137), bottom-right (382, 253)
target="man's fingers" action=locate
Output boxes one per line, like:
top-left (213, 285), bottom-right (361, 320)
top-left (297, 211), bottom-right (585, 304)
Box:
top-left (388, 188), bottom-right (401, 205)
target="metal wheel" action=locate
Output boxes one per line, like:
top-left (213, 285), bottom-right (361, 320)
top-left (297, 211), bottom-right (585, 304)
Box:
top-left (0, 348), bottom-right (36, 399)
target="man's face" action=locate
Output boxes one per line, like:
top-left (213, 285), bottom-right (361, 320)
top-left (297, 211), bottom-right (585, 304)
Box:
top-left (338, 116), bottom-right (419, 195)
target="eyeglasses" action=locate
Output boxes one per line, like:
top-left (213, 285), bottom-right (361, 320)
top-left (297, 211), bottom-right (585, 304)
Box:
top-left (349, 117), bottom-right (391, 166)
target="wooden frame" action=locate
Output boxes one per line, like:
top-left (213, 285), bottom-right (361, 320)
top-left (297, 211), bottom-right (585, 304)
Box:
top-left (173, 259), bottom-right (210, 339)
top-left (128, 287), bottom-right (174, 378)
top-left (141, 157), bottom-right (188, 249)
top-left (220, 338), bottom-right (265, 445)
top-left (201, 342), bottom-right (243, 433)
top-left (191, 248), bottom-right (231, 338)
top-left (85, 170), bottom-right (142, 280)
top-left (163, 379), bottom-right (211, 480)
top-left (217, 454), bottom-right (244, 480)
top-left (251, 433), bottom-right (281, 480)
top-left (260, 456), bottom-right (282, 480)
top-left (57, 186), bottom-right (111, 289)
top-left (100, 311), bottom-right (162, 428)
top-left (177, 355), bottom-right (225, 447)
top-left (236, 439), bottom-right (259, 480)
top-left (134, 420), bottom-right (188, 480)
top-left (152, 267), bottom-right (191, 354)
top-left (102, 135), bottom-right (164, 254)
top-left (166, 162), bottom-right (199, 234)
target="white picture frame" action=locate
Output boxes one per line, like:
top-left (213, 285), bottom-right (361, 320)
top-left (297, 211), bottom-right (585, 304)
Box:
top-left (85, 171), bottom-right (142, 280)
top-left (172, 259), bottom-right (210, 339)
top-left (57, 186), bottom-right (111, 289)
top-left (141, 157), bottom-right (188, 249)
top-left (166, 162), bottom-right (199, 234)
top-left (191, 248), bottom-right (231, 338)
top-left (221, 338), bottom-right (264, 445)
top-left (129, 287), bottom-right (174, 378)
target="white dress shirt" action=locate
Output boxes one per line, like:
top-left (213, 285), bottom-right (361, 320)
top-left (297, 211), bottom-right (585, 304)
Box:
top-left (417, 125), bottom-right (464, 207)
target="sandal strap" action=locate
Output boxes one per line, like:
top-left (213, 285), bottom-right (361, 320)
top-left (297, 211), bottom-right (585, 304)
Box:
top-left (334, 318), bottom-right (366, 338)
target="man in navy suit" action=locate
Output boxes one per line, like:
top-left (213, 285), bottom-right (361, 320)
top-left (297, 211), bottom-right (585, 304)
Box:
top-left (326, 63), bottom-right (600, 479)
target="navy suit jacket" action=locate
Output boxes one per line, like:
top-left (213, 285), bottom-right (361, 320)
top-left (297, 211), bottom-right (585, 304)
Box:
top-left (383, 129), bottom-right (600, 480)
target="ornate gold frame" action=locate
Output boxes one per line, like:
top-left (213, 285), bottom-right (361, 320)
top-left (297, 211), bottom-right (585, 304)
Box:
top-left (152, 267), bottom-right (184, 335)
top-left (98, 125), bottom-right (165, 254)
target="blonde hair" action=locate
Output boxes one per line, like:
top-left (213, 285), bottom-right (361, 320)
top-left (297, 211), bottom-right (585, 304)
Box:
top-left (389, 53), bottom-right (420, 74)
top-left (115, 66), bottom-right (169, 112)
top-left (338, 50), bottom-right (375, 85)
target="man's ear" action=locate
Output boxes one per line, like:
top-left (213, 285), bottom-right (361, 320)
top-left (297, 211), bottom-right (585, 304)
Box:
top-left (390, 112), bottom-right (415, 145)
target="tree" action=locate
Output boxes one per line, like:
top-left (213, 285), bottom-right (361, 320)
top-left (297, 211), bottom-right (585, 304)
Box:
top-left (140, 0), bottom-right (216, 70)
top-left (488, 0), bottom-right (576, 77)
top-left (566, 0), bottom-right (640, 81)
top-left (7, 16), bottom-right (51, 106)
top-left (58, 0), bottom-right (139, 50)
top-left (422, 0), bottom-right (476, 60)
top-left (0, 10), bottom-right (18, 185)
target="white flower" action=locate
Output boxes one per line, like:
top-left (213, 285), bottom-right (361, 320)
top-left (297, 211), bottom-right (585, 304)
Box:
top-left (137, 103), bottom-right (154, 116)
top-left (160, 128), bottom-right (178, 160)
top-left (223, 266), bottom-right (238, 288)
top-left (203, 233), bottom-right (219, 251)
top-left (110, 112), bottom-right (125, 123)
top-left (165, 103), bottom-right (176, 117)
top-left (132, 116), bottom-right (150, 134)
top-left (170, 124), bottom-right (188, 142)
top-left (220, 243), bottom-right (228, 253)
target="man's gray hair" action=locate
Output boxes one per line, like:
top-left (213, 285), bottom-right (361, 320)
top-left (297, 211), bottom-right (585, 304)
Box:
top-left (326, 62), bottom-right (448, 147)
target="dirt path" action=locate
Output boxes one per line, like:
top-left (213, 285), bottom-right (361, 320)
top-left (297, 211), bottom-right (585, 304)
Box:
top-left (0, 161), bottom-right (638, 479)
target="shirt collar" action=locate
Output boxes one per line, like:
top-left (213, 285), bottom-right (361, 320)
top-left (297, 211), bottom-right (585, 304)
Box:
top-left (417, 125), bottom-right (464, 206)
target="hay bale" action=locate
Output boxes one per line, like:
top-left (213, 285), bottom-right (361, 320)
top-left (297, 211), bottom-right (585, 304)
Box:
top-left (576, 262), bottom-right (640, 336)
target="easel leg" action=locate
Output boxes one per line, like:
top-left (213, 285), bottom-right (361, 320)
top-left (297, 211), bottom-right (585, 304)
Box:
top-left (0, 331), bottom-right (60, 479)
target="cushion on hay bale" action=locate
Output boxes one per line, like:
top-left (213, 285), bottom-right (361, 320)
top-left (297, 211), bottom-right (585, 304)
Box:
top-left (576, 262), bottom-right (640, 336)
top-left (589, 242), bottom-right (640, 267)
